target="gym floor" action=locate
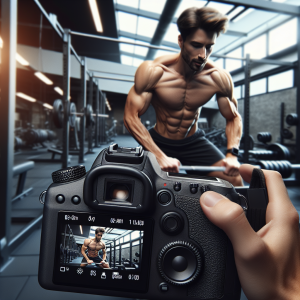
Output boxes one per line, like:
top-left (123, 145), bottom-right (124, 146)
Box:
top-left (1, 135), bottom-right (299, 300)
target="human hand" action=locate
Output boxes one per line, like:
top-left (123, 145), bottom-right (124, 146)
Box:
top-left (200, 164), bottom-right (300, 300)
top-left (222, 155), bottom-right (240, 176)
top-left (87, 259), bottom-right (94, 264)
top-left (156, 155), bottom-right (181, 173)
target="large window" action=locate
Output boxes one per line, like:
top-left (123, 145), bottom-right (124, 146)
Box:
top-left (269, 18), bottom-right (297, 55)
top-left (268, 70), bottom-right (294, 92)
top-left (225, 47), bottom-right (242, 72)
top-left (250, 78), bottom-right (266, 96)
top-left (244, 34), bottom-right (267, 59)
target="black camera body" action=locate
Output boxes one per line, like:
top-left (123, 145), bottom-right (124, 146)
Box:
top-left (39, 144), bottom-right (268, 300)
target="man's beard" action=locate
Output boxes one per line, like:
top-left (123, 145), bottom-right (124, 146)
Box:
top-left (181, 45), bottom-right (207, 72)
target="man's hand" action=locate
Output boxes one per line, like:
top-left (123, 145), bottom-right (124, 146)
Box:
top-left (156, 155), bottom-right (181, 173)
top-left (87, 259), bottom-right (93, 264)
top-left (200, 164), bottom-right (300, 300)
top-left (221, 155), bottom-right (240, 176)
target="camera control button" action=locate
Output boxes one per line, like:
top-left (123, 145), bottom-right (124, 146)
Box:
top-left (159, 282), bottom-right (169, 292)
top-left (56, 194), bottom-right (65, 204)
top-left (190, 183), bottom-right (199, 194)
top-left (160, 212), bottom-right (183, 235)
top-left (71, 196), bottom-right (81, 205)
top-left (173, 182), bottom-right (181, 192)
top-left (157, 190), bottom-right (172, 205)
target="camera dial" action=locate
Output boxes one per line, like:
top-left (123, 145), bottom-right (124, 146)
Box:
top-left (52, 165), bottom-right (86, 183)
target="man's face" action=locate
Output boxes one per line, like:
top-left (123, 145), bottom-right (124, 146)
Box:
top-left (179, 28), bottom-right (216, 72)
top-left (95, 231), bottom-right (104, 241)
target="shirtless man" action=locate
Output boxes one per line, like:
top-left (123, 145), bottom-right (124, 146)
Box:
top-left (124, 7), bottom-right (243, 186)
top-left (80, 227), bottom-right (110, 268)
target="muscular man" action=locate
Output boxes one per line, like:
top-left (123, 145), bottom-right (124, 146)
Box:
top-left (80, 227), bottom-right (110, 269)
top-left (124, 7), bottom-right (243, 186)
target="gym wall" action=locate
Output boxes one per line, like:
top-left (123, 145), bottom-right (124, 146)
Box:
top-left (210, 87), bottom-right (296, 144)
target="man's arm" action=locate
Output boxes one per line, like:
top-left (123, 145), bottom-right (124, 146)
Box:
top-left (213, 70), bottom-right (242, 176)
top-left (102, 244), bottom-right (106, 261)
top-left (124, 61), bottom-right (181, 172)
top-left (81, 239), bottom-right (92, 263)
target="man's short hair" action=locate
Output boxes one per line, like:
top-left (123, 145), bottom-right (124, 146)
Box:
top-left (95, 227), bottom-right (105, 234)
top-left (177, 7), bottom-right (228, 41)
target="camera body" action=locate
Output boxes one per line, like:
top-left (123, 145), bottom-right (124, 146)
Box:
top-left (39, 144), bottom-right (268, 300)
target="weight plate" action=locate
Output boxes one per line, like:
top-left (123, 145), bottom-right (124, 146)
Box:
top-left (267, 143), bottom-right (290, 160)
top-left (69, 102), bottom-right (77, 128)
top-left (53, 99), bottom-right (64, 129)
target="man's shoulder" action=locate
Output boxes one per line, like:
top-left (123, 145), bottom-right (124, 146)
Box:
top-left (83, 238), bottom-right (92, 246)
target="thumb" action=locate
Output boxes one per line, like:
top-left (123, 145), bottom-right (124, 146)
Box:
top-left (200, 191), bottom-right (262, 259)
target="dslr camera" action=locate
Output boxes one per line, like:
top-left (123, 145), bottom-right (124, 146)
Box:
top-left (39, 144), bottom-right (268, 300)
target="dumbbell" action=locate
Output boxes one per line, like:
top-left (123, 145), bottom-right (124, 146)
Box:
top-left (286, 113), bottom-right (298, 126)
top-left (257, 132), bottom-right (272, 143)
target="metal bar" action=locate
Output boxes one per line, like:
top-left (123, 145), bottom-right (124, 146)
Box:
top-left (62, 29), bottom-right (71, 168)
top-left (74, 112), bottom-right (109, 118)
top-left (102, 92), bottom-right (107, 144)
top-left (70, 31), bottom-right (179, 51)
top-left (88, 76), bottom-right (94, 153)
top-left (93, 75), bottom-right (134, 82)
top-left (243, 54), bottom-right (251, 164)
top-left (12, 188), bottom-right (33, 203)
top-left (280, 102), bottom-right (284, 145)
top-left (79, 57), bottom-right (86, 164)
top-left (95, 81), bottom-right (99, 147)
top-left (0, 0), bottom-right (17, 268)
top-left (295, 16), bottom-right (300, 182)
top-left (70, 45), bottom-right (82, 65)
top-left (210, 0), bottom-right (300, 16)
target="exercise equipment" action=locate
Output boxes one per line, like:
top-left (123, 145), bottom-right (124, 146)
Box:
top-left (281, 128), bottom-right (293, 140)
top-left (52, 99), bottom-right (108, 129)
top-left (257, 132), bottom-right (272, 143)
top-left (179, 160), bottom-right (300, 178)
top-left (286, 113), bottom-right (299, 126)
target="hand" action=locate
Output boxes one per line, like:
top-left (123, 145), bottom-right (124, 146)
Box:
top-left (200, 164), bottom-right (300, 300)
top-left (87, 259), bottom-right (94, 264)
top-left (156, 155), bottom-right (181, 173)
top-left (221, 155), bottom-right (240, 176)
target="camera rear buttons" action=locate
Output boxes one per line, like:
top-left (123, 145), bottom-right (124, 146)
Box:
top-left (72, 195), bottom-right (81, 205)
top-left (158, 241), bottom-right (202, 286)
top-left (160, 212), bottom-right (184, 235)
top-left (157, 190), bottom-right (173, 205)
top-left (56, 194), bottom-right (65, 204)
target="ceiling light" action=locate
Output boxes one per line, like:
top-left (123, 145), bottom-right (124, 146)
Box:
top-left (88, 0), bottom-right (103, 32)
top-left (16, 92), bottom-right (36, 102)
top-left (232, 8), bottom-right (255, 23)
top-left (43, 103), bottom-right (53, 109)
top-left (80, 225), bottom-right (83, 235)
top-left (0, 37), bottom-right (3, 48)
top-left (54, 86), bottom-right (63, 95)
top-left (16, 53), bottom-right (30, 66)
top-left (227, 6), bottom-right (245, 21)
top-left (34, 72), bottom-right (53, 85)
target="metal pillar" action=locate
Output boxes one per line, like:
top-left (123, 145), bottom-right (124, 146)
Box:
top-left (280, 102), bottom-right (284, 145)
top-left (243, 54), bottom-right (251, 164)
top-left (102, 92), bottom-right (107, 144)
top-left (0, 0), bottom-right (17, 269)
top-left (62, 29), bottom-right (71, 168)
top-left (78, 57), bottom-right (86, 163)
top-left (295, 17), bottom-right (300, 182)
top-left (94, 81), bottom-right (99, 147)
top-left (87, 75), bottom-right (94, 153)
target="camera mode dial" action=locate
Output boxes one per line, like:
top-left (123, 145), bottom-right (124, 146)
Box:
top-left (158, 241), bottom-right (202, 286)
top-left (52, 165), bottom-right (86, 183)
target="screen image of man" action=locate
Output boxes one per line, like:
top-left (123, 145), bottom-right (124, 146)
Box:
top-left (80, 227), bottom-right (110, 268)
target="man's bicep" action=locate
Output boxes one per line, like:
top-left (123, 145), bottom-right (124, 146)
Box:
top-left (217, 94), bottom-right (238, 120)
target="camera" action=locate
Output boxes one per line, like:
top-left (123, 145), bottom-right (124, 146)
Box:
top-left (38, 144), bottom-right (268, 299)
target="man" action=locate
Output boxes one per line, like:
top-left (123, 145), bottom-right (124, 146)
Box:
top-left (124, 7), bottom-right (243, 186)
top-left (80, 227), bottom-right (110, 269)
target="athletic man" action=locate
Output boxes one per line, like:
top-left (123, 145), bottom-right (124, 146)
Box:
top-left (80, 227), bottom-right (110, 269)
top-left (124, 7), bottom-right (243, 186)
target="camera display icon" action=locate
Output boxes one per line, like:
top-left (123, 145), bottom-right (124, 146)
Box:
top-left (77, 268), bottom-right (83, 275)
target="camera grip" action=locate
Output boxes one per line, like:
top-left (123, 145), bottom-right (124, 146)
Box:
top-left (175, 195), bottom-right (240, 299)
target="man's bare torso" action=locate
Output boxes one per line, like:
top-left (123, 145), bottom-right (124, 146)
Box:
top-left (150, 55), bottom-right (229, 139)
top-left (85, 238), bottom-right (105, 257)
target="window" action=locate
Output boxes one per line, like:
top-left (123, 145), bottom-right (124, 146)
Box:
top-left (117, 12), bottom-right (137, 34)
top-left (213, 58), bottom-right (224, 69)
top-left (139, 0), bottom-right (166, 14)
top-left (244, 34), bottom-right (267, 59)
top-left (121, 55), bottom-right (133, 65)
top-left (268, 70), bottom-right (294, 92)
top-left (163, 23), bottom-right (179, 43)
top-left (269, 18), bottom-right (297, 55)
top-left (131, 231), bottom-right (140, 240)
top-left (234, 85), bottom-right (242, 99)
top-left (250, 78), bottom-right (266, 96)
top-left (225, 47), bottom-right (242, 72)
top-left (136, 17), bottom-right (158, 38)
top-left (124, 234), bottom-right (130, 242)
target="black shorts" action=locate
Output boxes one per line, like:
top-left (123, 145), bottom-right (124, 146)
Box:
top-left (149, 128), bottom-right (225, 175)
top-left (81, 256), bottom-right (101, 264)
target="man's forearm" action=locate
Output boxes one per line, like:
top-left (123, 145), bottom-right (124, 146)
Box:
top-left (82, 250), bottom-right (89, 261)
top-left (124, 115), bottom-right (166, 159)
top-left (225, 113), bottom-right (242, 150)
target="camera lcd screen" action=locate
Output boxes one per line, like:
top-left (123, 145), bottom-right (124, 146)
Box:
top-left (53, 212), bottom-right (153, 293)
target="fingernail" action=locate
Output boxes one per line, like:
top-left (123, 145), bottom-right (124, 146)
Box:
top-left (202, 192), bottom-right (224, 207)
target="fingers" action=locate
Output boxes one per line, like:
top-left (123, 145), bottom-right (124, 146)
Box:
top-left (200, 191), bottom-right (264, 260)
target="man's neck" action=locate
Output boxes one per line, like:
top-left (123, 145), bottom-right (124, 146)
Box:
top-left (175, 53), bottom-right (200, 78)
